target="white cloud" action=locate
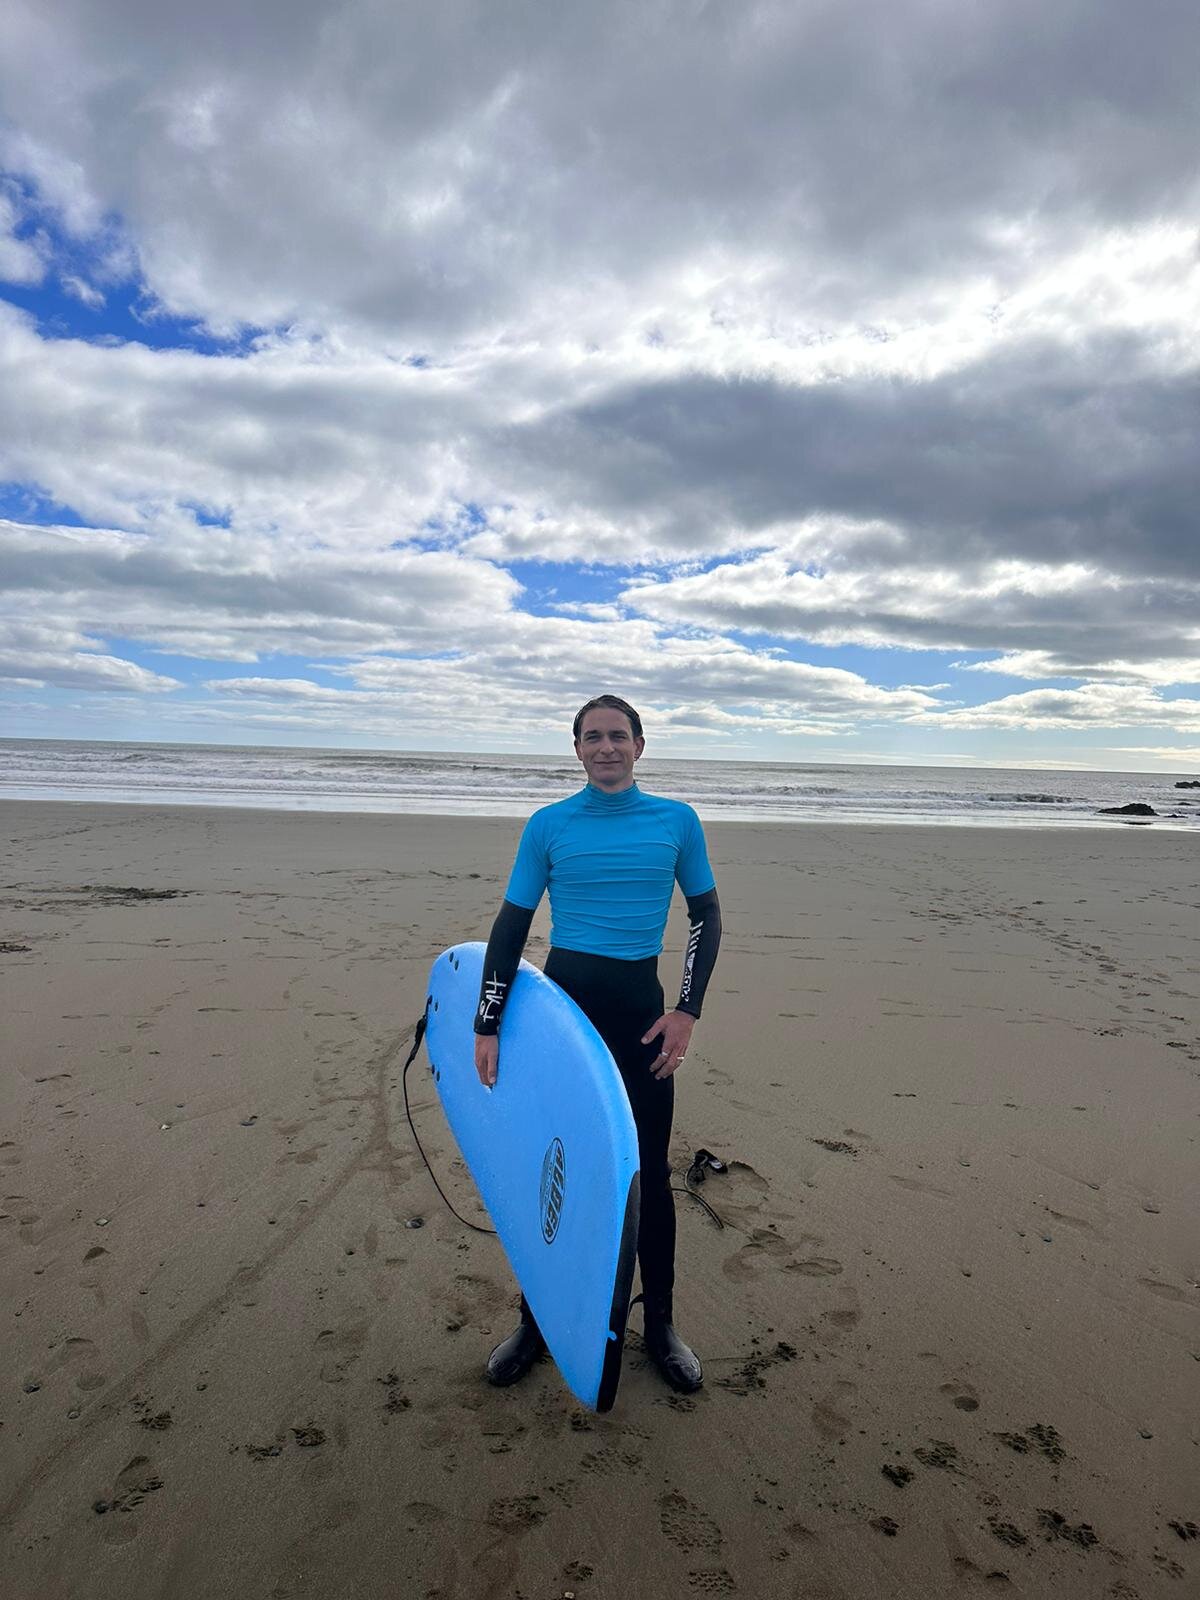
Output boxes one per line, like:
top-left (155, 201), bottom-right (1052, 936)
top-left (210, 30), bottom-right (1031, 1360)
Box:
top-left (548, 601), bottom-right (626, 622)
top-left (911, 683), bottom-right (1200, 732)
top-left (0, 188), bottom-right (43, 284)
top-left (964, 651), bottom-right (1200, 686)
top-left (3, 1), bottom-right (1198, 347)
top-left (0, 620), bottom-right (180, 691)
top-left (60, 272), bottom-right (104, 308)
top-left (1111, 746), bottom-right (1200, 767)
top-left (0, 519), bottom-right (522, 660)
top-left (620, 552), bottom-right (1200, 682)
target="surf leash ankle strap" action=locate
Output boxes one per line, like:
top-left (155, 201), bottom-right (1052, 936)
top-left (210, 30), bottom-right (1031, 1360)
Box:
top-left (673, 1148), bottom-right (727, 1228)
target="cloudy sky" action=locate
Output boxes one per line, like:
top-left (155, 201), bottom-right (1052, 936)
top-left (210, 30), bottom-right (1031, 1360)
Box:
top-left (1, 0), bottom-right (1198, 768)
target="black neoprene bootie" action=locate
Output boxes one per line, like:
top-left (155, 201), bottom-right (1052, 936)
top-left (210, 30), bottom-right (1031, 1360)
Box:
top-left (485, 1297), bottom-right (546, 1387)
top-left (638, 1292), bottom-right (703, 1393)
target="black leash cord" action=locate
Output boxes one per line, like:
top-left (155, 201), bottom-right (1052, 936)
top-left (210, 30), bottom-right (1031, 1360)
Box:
top-left (674, 1175), bottom-right (725, 1229)
top-left (402, 1012), bottom-right (497, 1236)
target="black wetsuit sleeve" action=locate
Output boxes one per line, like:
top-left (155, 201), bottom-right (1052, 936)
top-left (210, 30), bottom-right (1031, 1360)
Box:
top-left (675, 887), bottom-right (721, 1019)
top-left (473, 899), bottom-right (535, 1035)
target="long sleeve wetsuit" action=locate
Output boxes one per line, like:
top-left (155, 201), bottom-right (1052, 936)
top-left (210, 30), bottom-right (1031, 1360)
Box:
top-left (471, 780), bottom-right (722, 1303)
top-left (473, 887), bottom-right (721, 1036)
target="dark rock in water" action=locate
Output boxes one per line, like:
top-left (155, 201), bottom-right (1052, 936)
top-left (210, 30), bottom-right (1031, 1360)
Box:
top-left (1098, 802), bottom-right (1157, 816)
top-left (1175, 779), bottom-right (1200, 788)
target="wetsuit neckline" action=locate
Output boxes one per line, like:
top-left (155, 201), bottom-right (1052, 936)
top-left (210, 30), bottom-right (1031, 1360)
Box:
top-left (583, 780), bottom-right (642, 810)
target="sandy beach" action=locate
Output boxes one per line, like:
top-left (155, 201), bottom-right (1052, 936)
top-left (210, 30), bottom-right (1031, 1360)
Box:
top-left (2, 800), bottom-right (1198, 1600)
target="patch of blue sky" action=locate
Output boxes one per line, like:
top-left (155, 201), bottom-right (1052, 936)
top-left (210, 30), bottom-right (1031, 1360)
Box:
top-left (2, 171), bottom-right (269, 354)
top-left (180, 502), bottom-right (232, 528)
top-left (2, 275), bottom-right (269, 355)
top-left (131, 651), bottom-right (354, 687)
top-left (407, 499), bottom-right (484, 549)
top-left (503, 557), bottom-right (580, 612)
top-left (0, 482), bottom-right (88, 526)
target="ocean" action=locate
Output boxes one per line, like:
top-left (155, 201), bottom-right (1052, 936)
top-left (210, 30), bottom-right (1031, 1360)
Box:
top-left (2, 738), bottom-right (1197, 830)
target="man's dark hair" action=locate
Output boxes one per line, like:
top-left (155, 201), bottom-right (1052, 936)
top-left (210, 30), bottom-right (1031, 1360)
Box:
top-left (573, 694), bottom-right (643, 742)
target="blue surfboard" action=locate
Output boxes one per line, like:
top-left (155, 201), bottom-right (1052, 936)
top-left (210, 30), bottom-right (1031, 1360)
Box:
top-left (423, 942), bottom-right (640, 1411)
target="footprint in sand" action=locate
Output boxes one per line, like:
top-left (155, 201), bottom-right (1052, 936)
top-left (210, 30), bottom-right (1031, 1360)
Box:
top-left (939, 1381), bottom-right (981, 1413)
top-left (786, 1256), bottom-right (844, 1278)
top-left (659, 1489), bottom-right (725, 1554)
top-left (707, 1158), bottom-right (796, 1240)
top-left (314, 1323), bottom-right (367, 1383)
top-left (579, 1445), bottom-right (645, 1478)
top-left (541, 1476), bottom-right (578, 1508)
top-left (890, 1174), bottom-right (954, 1198)
top-left (486, 1495), bottom-right (548, 1532)
top-left (1138, 1277), bottom-right (1199, 1306)
top-left (276, 1143), bottom-right (327, 1167)
top-left (96, 1453), bottom-right (164, 1544)
top-left (38, 1333), bottom-right (108, 1394)
top-left (811, 1380), bottom-right (857, 1440)
top-left (819, 1287), bottom-right (862, 1334)
top-left (447, 1271), bottom-right (511, 1322)
top-left (723, 1159), bottom-right (768, 1192)
top-left (722, 1227), bottom-right (795, 1282)
top-left (686, 1570), bottom-right (737, 1594)
top-left (703, 1066), bottom-right (735, 1090)
top-left (714, 1340), bottom-right (799, 1396)
top-left (403, 1501), bottom-right (448, 1529)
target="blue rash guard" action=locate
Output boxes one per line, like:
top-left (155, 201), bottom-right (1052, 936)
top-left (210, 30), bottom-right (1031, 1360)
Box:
top-left (503, 781), bottom-right (716, 959)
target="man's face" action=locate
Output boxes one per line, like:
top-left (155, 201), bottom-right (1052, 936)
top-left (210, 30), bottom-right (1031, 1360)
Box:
top-left (574, 707), bottom-right (645, 791)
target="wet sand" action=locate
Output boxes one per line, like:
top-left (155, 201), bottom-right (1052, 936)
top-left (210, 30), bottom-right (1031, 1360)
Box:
top-left (2, 801), bottom-right (1198, 1599)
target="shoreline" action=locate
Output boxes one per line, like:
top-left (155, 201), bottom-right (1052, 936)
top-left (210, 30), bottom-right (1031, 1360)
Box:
top-left (2, 793), bottom-right (1196, 832)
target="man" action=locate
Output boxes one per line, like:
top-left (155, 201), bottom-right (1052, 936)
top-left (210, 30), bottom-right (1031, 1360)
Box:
top-left (472, 694), bottom-right (722, 1394)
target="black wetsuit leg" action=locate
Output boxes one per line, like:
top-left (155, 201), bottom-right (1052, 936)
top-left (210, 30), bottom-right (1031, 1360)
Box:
top-left (542, 947), bottom-right (676, 1301)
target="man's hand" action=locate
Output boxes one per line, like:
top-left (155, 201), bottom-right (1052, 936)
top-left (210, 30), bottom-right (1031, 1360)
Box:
top-left (641, 1010), bottom-right (696, 1079)
top-left (474, 1033), bottom-right (499, 1088)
